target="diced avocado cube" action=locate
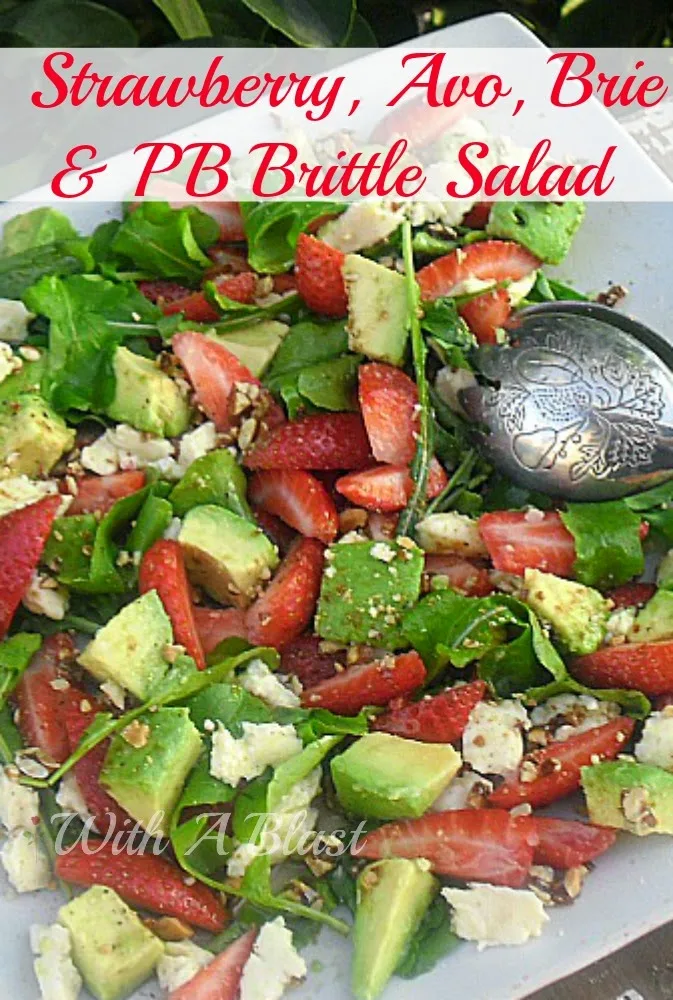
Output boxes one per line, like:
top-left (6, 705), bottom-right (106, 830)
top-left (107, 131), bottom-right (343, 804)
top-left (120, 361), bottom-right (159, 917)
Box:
top-left (353, 859), bottom-right (437, 1000)
top-left (343, 255), bottom-right (408, 366)
top-left (524, 567), bottom-right (610, 655)
top-left (331, 732), bottom-right (461, 820)
top-left (179, 504), bottom-right (278, 608)
top-left (316, 540), bottom-right (423, 649)
top-left (0, 393), bottom-right (74, 477)
top-left (208, 320), bottom-right (289, 377)
top-left (106, 346), bottom-right (191, 437)
top-left (169, 449), bottom-right (252, 520)
top-left (486, 202), bottom-right (586, 265)
top-left (78, 590), bottom-right (173, 700)
top-left (628, 589), bottom-right (673, 643)
top-left (59, 886), bottom-right (163, 1000)
top-left (101, 707), bottom-right (202, 836)
top-left (582, 759), bottom-right (673, 835)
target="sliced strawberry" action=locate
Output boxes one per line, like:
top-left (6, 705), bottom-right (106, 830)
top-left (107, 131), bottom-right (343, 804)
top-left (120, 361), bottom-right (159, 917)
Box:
top-left (173, 331), bottom-right (280, 432)
top-left (0, 495), bottom-right (62, 638)
top-left (463, 202), bottom-right (493, 229)
top-left (56, 839), bottom-right (227, 933)
top-left (212, 271), bottom-right (257, 305)
top-left (478, 510), bottom-right (576, 577)
top-left (192, 606), bottom-right (249, 655)
top-left (367, 512), bottom-right (399, 541)
top-left (246, 537), bottom-right (324, 650)
top-left (169, 927), bottom-right (257, 1000)
top-left (253, 508), bottom-right (297, 555)
top-left (370, 94), bottom-right (472, 147)
top-left (63, 694), bottom-right (133, 834)
top-left (424, 554), bottom-right (493, 597)
top-left (336, 460), bottom-right (447, 513)
top-left (373, 680), bottom-right (487, 742)
top-left (459, 287), bottom-right (511, 344)
top-left (201, 201), bottom-right (247, 242)
top-left (138, 280), bottom-right (193, 305)
top-left (249, 470), bottom-right (338, 545)
top-left (605, 582), bottom-right (656, 610)
top-left (417, 240), bottom-right (540, 302)
top-left (353, 808), bottom-right (538, 888)
top-left (530, 817), bottom-right (617, 869)
top-left (139, 540), bottom-right (206, 670)
top-left (280, 633), bottom-right (342, 689)
top-left (572, 642), bottom-right (673, 696)
top-left (295, 233), bottom-right (347, 317)
top-left (489, 718), bottom-right (636, 809)
top-left (358, 363), bottom-right (418, 465)
top-left (301, 651), bottom-right (426, 716)
top-left (207, 244), bottom-right (251, 274)
top-left (161, 292), bottom-right (219, 323)
top-left (272, 273), bottom-right (297, 294)
top-left (244, 412), bottom-right (373, 471)
top-left (15, 633), bottom-right (77, 763)
top-left (67, 471), bottom-right (147, 516)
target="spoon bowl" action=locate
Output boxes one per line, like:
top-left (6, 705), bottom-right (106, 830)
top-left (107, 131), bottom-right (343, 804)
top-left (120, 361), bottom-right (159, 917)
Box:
top-left (459, 301), bottom-right (673, 501)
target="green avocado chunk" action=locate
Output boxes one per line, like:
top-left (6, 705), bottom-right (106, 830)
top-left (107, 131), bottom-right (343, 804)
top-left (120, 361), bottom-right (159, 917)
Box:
top-left (208, 319), bottom-right (289, 377)
top-left (628, 589), bottom-right (673, 643)
top-left (78, 590), bottom-right (173, 699)
top-left (106, 346), bottom-right (191, 437)
top-left (331, 732), bottom-right (461, 820)
top-left (59, 886), bottom-right (163, 1000)
top-left (0, 392), bottom-right (74, 477)
top-left (486, 202), bottom-right (586, 265)
top-left (343, 254), bottom-right (409, 366)
top-left (316, 539), bottom-right (423, 649)
top-left (353, 859), bottom-right (437, 1000)
top-left (178, 504), bottom-right (278, 608)
top-left (170, 449), bottom-right (252, 520)
top-left (582, 759), bottom-right (673, 835)
top-left (524, 567), bottom-right (609, 655)
top-left (101, 707), bottom-right (202, 836)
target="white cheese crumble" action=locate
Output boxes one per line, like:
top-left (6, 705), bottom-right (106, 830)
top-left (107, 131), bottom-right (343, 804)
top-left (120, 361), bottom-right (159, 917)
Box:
top-left (0, 299), bottom-right (34, 343)
top-left (530, 694), bottom-right (619, 742)
top-left (55, 773), bottom-right (95, 826)
top-left (156, 939), bottom-right (213, 993)
top-left (240, 660), bottom-right (300, 709)
top-left (635, 708), bottom-right (673, 771)
top-left (462, 700), bottom-right (529, 777)
top-left (319, 203), bottom-right (404, 254)
top-left (415, 511), bottom-right (487, 558)
top-left (163, 516), bottom-right (183, 541)
top-left (431, 771), bottom-right (493, 812)
top-left (370, 542), bottom-right (397, 563)
top-left (151, 420), bottom-right (219, 481)
top-left (100, 679), bottom-right (126, 710)
top-left (22, 571), bottom-right (68, 620)
top-left (210, 722), bottom-right (302, 786)
top-left (0, 766), bottom-right (40, 831)
top-left (239, 917), bottom-right (307, 1000)
top-left (0, 475), bottom-right (58, 518)
top-left (0, 340), bottom-right (22, 384)
top-left (81, 424), bottom-right (174, 476)
top-left (605, 607), bottom-right (637, 644)
top-left (30, 923), bottom-right (82, 1000)
top-left (0, 828), bottom-right (51, 892)
top-left (434, 367), bottom-right (478, 416)
top-left (442, 884), bottom-right (548, 949)
top-left (227, 841), bottom-right (264, 879)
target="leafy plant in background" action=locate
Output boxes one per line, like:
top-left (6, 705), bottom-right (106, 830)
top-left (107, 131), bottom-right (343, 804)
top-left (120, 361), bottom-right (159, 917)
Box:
top-left (0, 0), bottom-right (670, 48)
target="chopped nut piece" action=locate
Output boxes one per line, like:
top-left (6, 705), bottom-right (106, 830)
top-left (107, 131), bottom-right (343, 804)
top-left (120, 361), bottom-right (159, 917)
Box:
top-left (144, 916), bottom-right (195, 941)
top-left (563, 865), bottom-right (587, 900)
top-left (122, 720), bottom-right (151, 748)
top-left (519, 759), bottom-right (539, 783)
top-left (339, 508), bottom-right (368, 534)
top-left (621, 786), bottom-right (657, 831)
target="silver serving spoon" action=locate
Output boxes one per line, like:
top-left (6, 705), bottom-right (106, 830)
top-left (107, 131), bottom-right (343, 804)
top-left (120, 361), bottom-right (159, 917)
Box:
top-left (458, 301), bottom-right (673, 501)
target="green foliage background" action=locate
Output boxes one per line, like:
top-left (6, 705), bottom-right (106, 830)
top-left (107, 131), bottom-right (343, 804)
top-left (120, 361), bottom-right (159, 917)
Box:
top-left (0, 0), bottom-right (670, 48)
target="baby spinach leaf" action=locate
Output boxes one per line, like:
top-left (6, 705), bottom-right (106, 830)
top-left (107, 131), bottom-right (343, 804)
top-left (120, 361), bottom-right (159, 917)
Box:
top-left (396, 895), bottom-right (460, 979)
top-left (127, 495), bottom-right (173, 555)
top-left (412, 232), bottom-right (459, 258)
top-left (111, 203), bottom-right (218, 280)
top-left (421, 297), bottom-right (475, 369)
top-left (0, 633), bottom-right (41, 707)
top-left (561, 501), bottom-right (644, 589)
top-left (297, 355), bottom-right (360, 412)
top-left (241, 202), bottom-right (343, 273)
top-left (266, 319), bottom-right (347, 380)
top-left (1, 208), bottom-right (78, 256)
top-left (187, 683), bottom-right (273, 733)
top-left (170, 756), bottom-right (235, 876)
top-left (265, 319), bottom-right (353, 417)
top-left (267, 735), bottom-right (342, 811)
top-left (235, 855), bottom-right (350, 933)
top-left (0, 241), bottom-right (92, 300)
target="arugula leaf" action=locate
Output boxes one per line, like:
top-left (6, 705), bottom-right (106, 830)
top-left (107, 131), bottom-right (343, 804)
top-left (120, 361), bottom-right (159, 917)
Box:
top-left (241, 202), bottom-right (343, 273)
top-left (235, 855), bottom-right (350, 933)
top-left (23, 274), bottom-right (163, 415)
top-left (266, 319), bottom-right (348, 382)
top-left (267, 735), bottom-right (342, 811)
top-left (561, 501), bottom-right (644, 588)
top-left (187, 683), bottom-right (273, 733)
top-left (290, 707), bottom-right (369, 744)
top-left (421, 297), bottom-right (475, 368)
top-left (0, 704), bottom-right (23, 764)
top-left (0, 241), bottom-right (92, 300)
top-left (111, 203), bottom-right (218, 280)
top-left (1, 208), bottom-right (78, 256)
top-left (0, 633), bottom-right (41, 706)
top-left (412, 232), bottom-right (459, 258)
top-left (527, 271), bottom-right (589, 303)
top-left (625, 480), bottom-right (673, 542)
top-left (170, 756), bottom-right (235, 876)
top-left (264, 319), bottom-right (353, 417)
top-left (396, 895), bottom-right (460, 979)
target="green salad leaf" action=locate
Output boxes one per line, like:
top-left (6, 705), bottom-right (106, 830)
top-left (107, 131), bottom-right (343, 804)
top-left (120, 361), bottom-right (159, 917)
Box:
top-left (0, 241), bottom-right (93, 300)
top-left (111, 203), bottom-right (219, 280)
top-left (170, 756), bottom-right (235, 877)
top-left (396, 895), bottom-right (460, 979)
top-left (0, 633), bottom-right (41, 707)
top-left (1, 208), bottom-right (78, 256)
top-left (264, 319), bottom-right (355, 417)
top-left (561, 501), bottom-right (644, 588)
top-left (241, 202), bottom-right (343, 273)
